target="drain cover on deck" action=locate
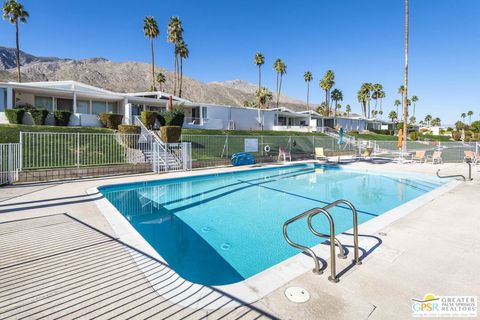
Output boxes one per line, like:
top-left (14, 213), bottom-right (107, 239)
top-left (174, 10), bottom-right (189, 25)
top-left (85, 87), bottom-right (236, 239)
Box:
top-left (285, 287), bottom-right (310, 303)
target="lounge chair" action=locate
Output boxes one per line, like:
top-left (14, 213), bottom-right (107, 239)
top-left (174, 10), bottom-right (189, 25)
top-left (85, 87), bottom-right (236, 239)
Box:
top-left (278, 144), bottom-right (291, 162)
top-left (427, 151), bottom-right (443, 164)
top-left (411, 150), bottom-right (426, 163)
top-left (464, 150), bottom-right (475, 163)
top-left (315, 147), bottom-right (327, 161)
top-left (355, 147), bottom-right (374, 160)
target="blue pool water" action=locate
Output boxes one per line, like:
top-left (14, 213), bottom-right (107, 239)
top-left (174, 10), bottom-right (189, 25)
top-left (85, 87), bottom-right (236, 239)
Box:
top-left (99, 164), bottom-right (445, 286)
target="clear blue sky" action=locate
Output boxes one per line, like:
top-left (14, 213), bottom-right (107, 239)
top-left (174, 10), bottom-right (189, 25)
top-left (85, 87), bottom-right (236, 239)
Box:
top-left (1, 0), bottom-right (479, 124)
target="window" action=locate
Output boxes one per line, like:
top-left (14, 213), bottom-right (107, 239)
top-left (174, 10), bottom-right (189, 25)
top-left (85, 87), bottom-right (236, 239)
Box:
top-left (106, 102), bottom-right (118, 114)
top-left (0, 88), bottom-right (6, 112)
top-left (77, 100), bottom-right (89, 114)
top-left (201, 107), bottom-right (208, 119)
top-left (34, 96), bottom-right (53, 111)
top-left (56, 98), bottom-right (73, 112)
top-left (92, 101), bottom-right (106, 115)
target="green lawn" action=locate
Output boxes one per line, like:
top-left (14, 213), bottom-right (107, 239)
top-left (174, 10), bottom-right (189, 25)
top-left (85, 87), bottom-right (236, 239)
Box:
top-left (182, 129), bottom-right (326, 136)
top-left (0, 124), bottom-right (114, 143)
top-left (417, 134), bottom-right (452, 142)
top-left (350, 133), bottom-right (397, 141)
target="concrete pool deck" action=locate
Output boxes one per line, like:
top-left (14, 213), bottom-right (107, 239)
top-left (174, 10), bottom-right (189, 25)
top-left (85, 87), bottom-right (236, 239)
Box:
top-left (0, 160), bottom-right (479, 319)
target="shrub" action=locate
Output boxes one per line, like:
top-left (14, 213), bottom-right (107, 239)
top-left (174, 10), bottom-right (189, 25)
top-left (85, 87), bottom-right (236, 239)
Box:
top-left (99, 113), bottom-right (123, 129)
top-left (471, 121), bottom-right (480, 133)
top-left (409, 131), bottom-right (418, 141)
top-left (29, 109), bottom-right (50, 125)
top-left (349, 130), bottom-right (359, 135)
top-left (452, 131), bottom-right (461, 141)
top-left (159, 126), bottom-right (182, 143)
top-left (141, 111), bottom-right (157, 129)
top-left (118, 124), bottom-right (141, 135)
top-left (5, 109), bottom-right (25, 124)
top-left (156, 112), bottom-right (166, 126)
top-left (118, 125), bottom-right (140, 148)
top-left (163, 107), bottom-right (185, 126)
top-left (53, 110), bottom-right (72, 126)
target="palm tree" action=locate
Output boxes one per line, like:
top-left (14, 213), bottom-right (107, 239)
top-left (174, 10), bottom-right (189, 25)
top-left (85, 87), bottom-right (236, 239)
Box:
top-left (388, 111), bottom-right (398, 122)
top-left (2, 0), bottom-right (29, 83)
top-left (372, 83), bottom-right (383, 114)
top-left (402, 0), bottom-right (409, 149)
top-left (177, 40), bottom-right (189, 97)
top-left (273, 59), bottom-right (286, 108)
top-left (319, 70), bottom-right (335, 115)
top-left (398, 85), bottom-right (405, 116)
top-left (461, 113), bottom-right (467, 124)
top-left (411, 95), bottom-right (418, 116)
top-left (254, 52), bottom-right (265, 93)
top-left (394, 99), bottom-right (401, 115)
top-left (409, 116), bottom-right (416, 124)
top-left (330, 88), bottom-right (343, 117)
top-left (143, 16), bottom-right (159, 91)
top-left (167, 16), bottom-right (184, 95)
top-left (431, 117), bottom-right (441, 126)
top-left (156, 72), bottom-right (166, 91)
top-left (467, 110), bottom-right (474, 124)
top-left (424, 114), bottom-right (432, 126)
top-left (256, 87), bottom-right (273, 108)
top-left (304, 71), bottom-right (313, 109)
top-left (357, 83), bottom-right (372, 118)
top-left (378, 110), bottom-right (384, 119)
top-left (345, 104), bottom-right (351, 116)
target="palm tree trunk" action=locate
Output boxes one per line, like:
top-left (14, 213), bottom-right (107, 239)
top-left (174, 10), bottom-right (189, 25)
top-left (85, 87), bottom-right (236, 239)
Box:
top-left (325, 90), bottom-right (328, 115)
top-left (150, 37), bottom-right (155, 91)
top-left (15, 21), bottom-right (21, 83)
top-left (278, 75), bottom-right (283, 108)
top-left (258, 66), bottom-right (261, 91)
top-left (306, 81), bottom-right (310, 110)
top-left (173, 51), bottom-right (177, 96)
top-left (276, 73), bottom-right (279, 108)
top-left (179, 58), bottom-right (183, 97)
top-left (403, 0), bottom-right (409, 150)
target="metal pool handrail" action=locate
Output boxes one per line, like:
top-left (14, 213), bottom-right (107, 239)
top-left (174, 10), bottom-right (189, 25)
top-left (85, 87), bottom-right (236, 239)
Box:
top-left (283, 199), bottom-right (362, 283)
top-left (283, 208), bottom-right (325, 275)
top-left (316, 199), bottom-right (362, 266)
top-left (436, 162), bottom-right (472, 181)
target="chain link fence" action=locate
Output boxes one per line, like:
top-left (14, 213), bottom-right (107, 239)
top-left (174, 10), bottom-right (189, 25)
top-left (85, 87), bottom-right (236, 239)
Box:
top-left (181, 134), bottom-right (479, 168)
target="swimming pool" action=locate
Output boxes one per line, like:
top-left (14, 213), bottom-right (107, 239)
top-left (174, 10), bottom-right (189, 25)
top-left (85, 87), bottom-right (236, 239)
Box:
top-left (99, 163), bottom-right (446, 286)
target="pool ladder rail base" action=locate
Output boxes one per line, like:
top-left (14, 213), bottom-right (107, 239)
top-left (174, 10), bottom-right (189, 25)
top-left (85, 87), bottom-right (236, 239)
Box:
top-left (283, 199), bottom-right (362, 283)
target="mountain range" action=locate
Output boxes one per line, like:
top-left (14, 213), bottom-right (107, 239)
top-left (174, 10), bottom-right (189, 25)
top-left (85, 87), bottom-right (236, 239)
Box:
top-left (0, 47), bottom-right (311, 111)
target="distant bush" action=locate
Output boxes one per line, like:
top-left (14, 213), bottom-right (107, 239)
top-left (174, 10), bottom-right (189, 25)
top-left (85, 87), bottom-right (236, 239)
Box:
top-left (118, 124), bottom-right (141, 135)
top-left (160, 126), bottom-right (182, 143)
top-left (419, 127), bottom-right (430, 133)
top-left (118, 125), bottom-right (140, 148)
top-left (5, 109), bottom-right (25, 124)
top-left (99, 113), bottom-right (123, 129)
top-left (409, 131), bottom-right (418, 141)
top-left (163, 107), bottom-right (185, 126)
top-left (371, 129), bottom-right (394, 136)
top-left (29, 109), bottom-right (50, 125)
top-left (53, 110), bottom-right (72, 126)
top-left (455, 121), bottom-right (468, 131)
top-left (141, 111), bottom-right (157, 129)
top-left (156, 112), bottom-right (166, 126)
top-left (452, 131), bottom-right (461, 141)
top-left (471, 121), bottom-right (480, 133)
top-left (349, 130), bottom-right (359, 135)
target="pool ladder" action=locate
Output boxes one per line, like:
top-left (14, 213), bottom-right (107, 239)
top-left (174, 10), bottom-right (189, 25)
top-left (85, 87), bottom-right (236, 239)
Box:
top-left (282, 199), bottom-right (361, 283)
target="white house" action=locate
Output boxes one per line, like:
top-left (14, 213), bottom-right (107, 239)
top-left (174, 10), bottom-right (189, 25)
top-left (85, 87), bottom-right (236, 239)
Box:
top-left (0, 80), bottom-right (390, 132)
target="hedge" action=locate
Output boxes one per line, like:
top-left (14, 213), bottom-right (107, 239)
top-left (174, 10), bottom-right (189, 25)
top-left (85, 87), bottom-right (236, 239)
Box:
top-left (99, 113), bottom-right (123, 129)
top-left (118, 124), bottom-right (141, 135)
top-left (156, 112), bottom-right (166, 126)
top-left (163, 108), bottom-right (185, 126)
top-left (141, 111), bottom-right (157, 129)
top-left (5, 109), bottom-right (25, 124)
top-left (160, 126), bottom-right (182, 143)
top-left (30, 109), bottom-right (50, 125)
top-left (54, 110), bottom-right (72, 126)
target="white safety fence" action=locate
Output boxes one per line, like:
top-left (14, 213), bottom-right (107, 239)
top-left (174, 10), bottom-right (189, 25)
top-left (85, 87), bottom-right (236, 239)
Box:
top-left (0, 143), bottom-right (21, 185)
top-left (152, 142), bottom-right (192, 173)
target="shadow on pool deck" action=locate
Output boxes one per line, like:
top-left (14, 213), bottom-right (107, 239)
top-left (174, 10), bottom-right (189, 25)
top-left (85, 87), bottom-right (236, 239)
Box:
top-left (0, 213), bottom-right (280, 319)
